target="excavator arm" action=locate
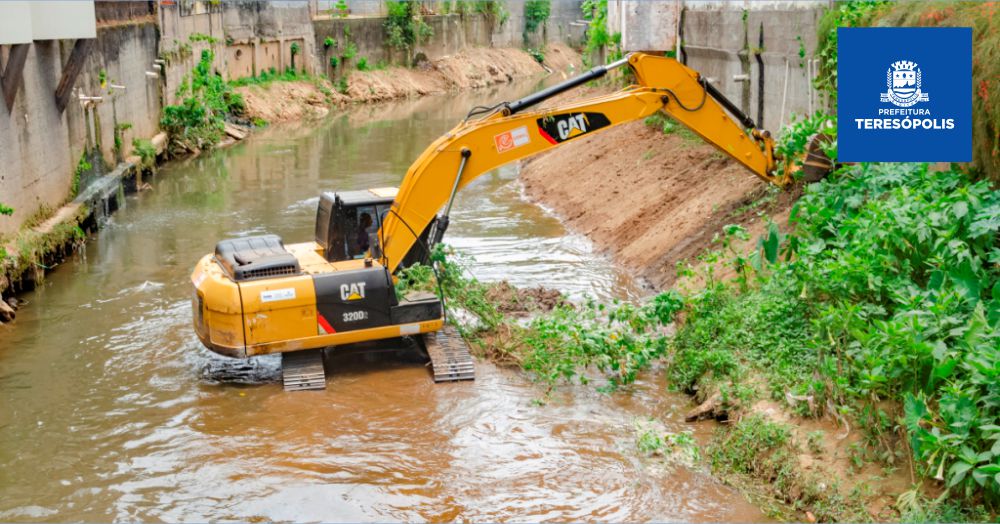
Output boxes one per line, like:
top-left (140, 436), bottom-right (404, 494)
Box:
top-left (379, 52), bottom-right (790, 274)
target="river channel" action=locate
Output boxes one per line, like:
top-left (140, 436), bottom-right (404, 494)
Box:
top-left (0, 78), bottom-right (766, 522)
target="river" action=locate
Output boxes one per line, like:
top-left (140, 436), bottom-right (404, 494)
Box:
top-left (0, 78), bottom-right (766, 522)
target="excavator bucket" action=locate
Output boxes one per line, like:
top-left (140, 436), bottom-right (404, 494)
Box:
top-left (797, 133), bottom-right (836, 183)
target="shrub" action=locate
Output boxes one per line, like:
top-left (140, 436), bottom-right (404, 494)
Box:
top-left (524, 0), bottom-right (550, 35)
top-left (160, 50), bottom-right (244, 151)
top-left (384, 0), bottom-right (433, 50)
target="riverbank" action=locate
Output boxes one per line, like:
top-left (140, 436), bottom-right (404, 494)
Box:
top-left (0, 44), bottom-right (581, 322)
top-left (511, 87), bottom-right (998, 521)
top-left (236, 45), bottom-right (579, 124)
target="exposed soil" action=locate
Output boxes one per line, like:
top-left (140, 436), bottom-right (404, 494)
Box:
top-left (520, 116), bottom-right (794, 290)
top-left (237, 45), bottom-right (581, 124)
top-left (484, 281), bottom-right (565, 317)
top-left (235, 81), bottom-right (341, 123)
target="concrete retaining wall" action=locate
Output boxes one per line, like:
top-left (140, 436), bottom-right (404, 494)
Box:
top-left (0, 22), bottom-right (162, 236)
top-left (610, 0), bottom-right (828, 133)
top-left (313, 3), bottom-right (584, 74)
top-left (313, 13), bottom-right (494, 72)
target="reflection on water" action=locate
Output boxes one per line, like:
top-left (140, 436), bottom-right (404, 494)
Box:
top-left (0, 78), bottom-right (764, 522)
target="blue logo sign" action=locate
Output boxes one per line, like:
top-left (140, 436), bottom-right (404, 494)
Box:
top-left (838, 27), bottom-right (971, 162)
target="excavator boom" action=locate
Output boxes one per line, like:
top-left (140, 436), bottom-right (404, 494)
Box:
top-left (379, 53), bottom-right (788, 274)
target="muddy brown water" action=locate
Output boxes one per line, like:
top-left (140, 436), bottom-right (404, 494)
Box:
top-left (0, 78), bottom-right (767, 522)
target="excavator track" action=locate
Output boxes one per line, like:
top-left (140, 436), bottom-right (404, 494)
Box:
top-left (423, 325), bottom-right (475, 382)
top-left (281, 349), bottom-right (327, 391)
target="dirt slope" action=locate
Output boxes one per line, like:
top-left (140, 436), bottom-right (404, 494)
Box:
top-left (238, 45), bottom-right (581, 123)
top-left (521, 119), bottom-right (791, 289)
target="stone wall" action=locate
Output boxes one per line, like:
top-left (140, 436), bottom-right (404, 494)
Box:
top-left (0, 22), bottom-right (162, 236)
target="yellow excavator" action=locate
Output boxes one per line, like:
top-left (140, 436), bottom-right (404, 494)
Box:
top-left (190, 52), bottom-right (827, 390)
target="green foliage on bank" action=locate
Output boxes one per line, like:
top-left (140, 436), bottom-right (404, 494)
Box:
top-left (385, 1), bottom-right (433, 51)
top-left (160, 50), bottom-right (245, 152)
top-left (523, 0), bottom-right (550, 43)
top-left (396, 245), bottom-right (683, 390)
top-left (581, 0), bottom-right (622, 67)
top-left (669, 137), bottom-right (1000, 508)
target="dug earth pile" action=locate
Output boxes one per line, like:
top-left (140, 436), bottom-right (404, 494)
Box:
top-left (520, 116), bottom-right (792, 289)
top-left (236, 45), bottom-right (580, 124)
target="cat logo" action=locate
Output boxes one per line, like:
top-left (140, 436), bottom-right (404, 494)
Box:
top-left (537, 112), bottom-right (611, 144)
top-left (340, 282), bottom-right (366, 301)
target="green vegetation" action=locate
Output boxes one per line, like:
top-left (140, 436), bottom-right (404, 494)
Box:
top-left (396, 245), bottom-right (682, 389)
top-left (343, 40), bottom-right (358, 61)
top-left (324, 36), bottom-right (337, 49)
top-left (113, 122), bottom-right (132, 159)
top-left (666, 153), bottom-right (1000, 504)
top-left (705, 415), bottom-right (874, 522)
top-left (160, 50), bottom-right (245, 152)
top-left (643, 112), bottom-right (701, 143)
top-left (523, 0), bottom-right (550, 43)
top-left (814, 1), bottom-right (889, 101)
top-left (520, 292), bottom-right (681, 390)
top-left (333, 0), bottom-right (348, 18)
top-left (0, 204), bottom-right (13, 255)
top-left (290, 42), bottom-right (301, 70)
top-left (450, 0), bottom-right (509, 26)
top-left (229, 67), bottom-right (310, 87)
top-left (329, 56), bottom-right (340, 69)
top-left (635, 422), bottom-right (699, 464)
top-left (71, 153), bottom-right (92, 197)
top-left (385, 1), bottom-right (433, 51)
top-left (188, 32), bottom-right (218, 44)
top-left (581, 0), bottom-right (622, 66)
top-left (526, 48), bottom-right (544, 63)
top-left (131, 138), bottom-right (156, 171)
top-left (356, 57), bottom-right (370, 71)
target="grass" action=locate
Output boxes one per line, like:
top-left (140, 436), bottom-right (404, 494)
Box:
top-left (229, 67), bottom-right (312, 88)
top-left (643, 112), bottom-right (701, 143)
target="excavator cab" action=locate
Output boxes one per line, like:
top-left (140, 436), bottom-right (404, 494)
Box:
top-left (315, 188), bottom-right (396, 262)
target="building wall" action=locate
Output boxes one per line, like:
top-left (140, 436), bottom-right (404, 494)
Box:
top-left (0, 23), bottom-right (162, 236)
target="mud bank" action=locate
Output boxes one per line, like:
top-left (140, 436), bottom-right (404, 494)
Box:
top-left (520, 117), bottom-right (791, 290)
top-left (237, 45), bottom-right (580, 124)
